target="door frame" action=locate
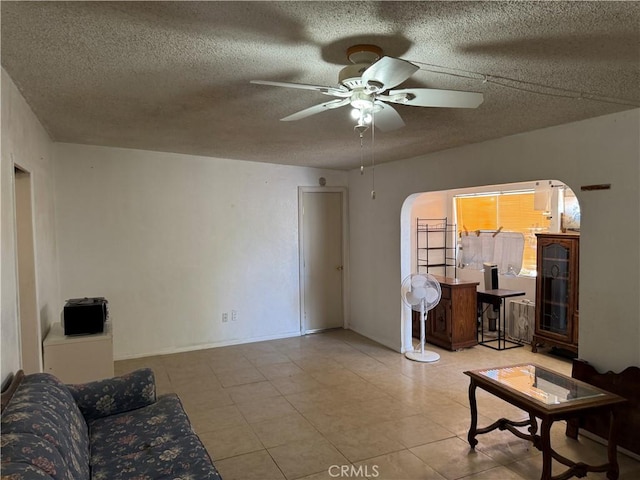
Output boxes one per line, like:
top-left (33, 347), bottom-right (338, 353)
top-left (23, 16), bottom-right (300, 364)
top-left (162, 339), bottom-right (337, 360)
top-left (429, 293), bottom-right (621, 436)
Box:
top-left (12, 162), bottom-right (43, 373)
top-left (298, 186), bottom-right (349, 334)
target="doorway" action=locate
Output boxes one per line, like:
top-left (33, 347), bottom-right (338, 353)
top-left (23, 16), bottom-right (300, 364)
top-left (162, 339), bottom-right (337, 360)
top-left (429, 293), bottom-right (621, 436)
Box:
top-left (14, 165), bottom-right (42, 373)
top-left (298, 187), bottom-right (348, 333)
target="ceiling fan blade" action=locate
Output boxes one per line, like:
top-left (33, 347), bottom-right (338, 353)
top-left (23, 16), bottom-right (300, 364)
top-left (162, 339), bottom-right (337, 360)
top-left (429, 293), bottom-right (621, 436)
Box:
top-left (361, 56), bottom-right (419, 91)
top-left (372, 101), bottom-right (405, 131)
top-left (385, 88), bottom-right (484, 108)
top-left (281, 98), bottom-right (350, 122)
top-left (250, 80), bottom-right (350, 97)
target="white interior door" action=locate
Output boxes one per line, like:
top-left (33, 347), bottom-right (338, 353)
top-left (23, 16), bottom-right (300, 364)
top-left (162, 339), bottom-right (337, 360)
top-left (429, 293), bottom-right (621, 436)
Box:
top-left (300, 189), bottom-right (345, 333)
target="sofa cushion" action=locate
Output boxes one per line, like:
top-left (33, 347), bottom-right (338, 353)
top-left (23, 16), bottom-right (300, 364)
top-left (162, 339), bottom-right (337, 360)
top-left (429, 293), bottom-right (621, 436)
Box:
top-left (1, 374), bottom-right (90, 480)
top-left (90, 434), bottom-right (222, 480)
top-left (87, 394), bottom-right (195, 464)
top-left (67, 369), bottom-right (156, 422)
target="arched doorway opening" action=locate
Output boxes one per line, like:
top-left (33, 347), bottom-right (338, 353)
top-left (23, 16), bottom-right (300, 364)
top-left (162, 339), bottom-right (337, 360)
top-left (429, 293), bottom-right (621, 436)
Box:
top-left (400, 180), bottom-right (580, 354)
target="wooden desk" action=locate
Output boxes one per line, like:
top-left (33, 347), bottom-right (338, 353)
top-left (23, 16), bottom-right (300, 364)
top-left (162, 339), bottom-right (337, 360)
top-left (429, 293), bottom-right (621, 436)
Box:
top-left (465, 364), bottom-right (626, 480)
top-left (477, 288), bottom-right (525, 350)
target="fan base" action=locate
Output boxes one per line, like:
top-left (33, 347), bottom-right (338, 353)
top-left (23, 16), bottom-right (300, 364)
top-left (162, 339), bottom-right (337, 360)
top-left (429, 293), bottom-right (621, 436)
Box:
top-left (404, 350), bottom-right (440, 363)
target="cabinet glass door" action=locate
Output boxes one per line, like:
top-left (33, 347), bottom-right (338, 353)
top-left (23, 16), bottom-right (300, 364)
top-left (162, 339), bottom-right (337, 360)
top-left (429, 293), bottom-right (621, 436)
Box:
top-left (539, 243), bottom-right (571, 337)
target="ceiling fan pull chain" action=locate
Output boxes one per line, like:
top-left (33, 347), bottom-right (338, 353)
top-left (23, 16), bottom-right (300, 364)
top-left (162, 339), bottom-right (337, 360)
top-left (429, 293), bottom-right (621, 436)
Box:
top-left (354, 120), bottom-right (369, 175)
top-left (370, 107), bottom-right (376, 200)
top-left (359, 132), bottom-right (365, 175)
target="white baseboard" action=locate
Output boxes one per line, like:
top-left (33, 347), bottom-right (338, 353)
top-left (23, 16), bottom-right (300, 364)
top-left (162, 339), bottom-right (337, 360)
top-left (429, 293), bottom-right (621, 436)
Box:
top-left (114, 330), bottom-right (302, 361)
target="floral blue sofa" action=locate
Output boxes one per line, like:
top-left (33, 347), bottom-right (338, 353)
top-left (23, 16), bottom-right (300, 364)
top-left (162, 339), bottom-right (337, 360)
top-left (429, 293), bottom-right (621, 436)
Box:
top-left (0, 368), bottom-right (222, 479)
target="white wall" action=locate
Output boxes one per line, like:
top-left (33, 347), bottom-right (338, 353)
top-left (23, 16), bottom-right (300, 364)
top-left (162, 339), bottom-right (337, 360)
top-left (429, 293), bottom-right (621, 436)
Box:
top-left (52, 143), bottom-right (348, 359)
top-left (349, 109), bottom-right (640, 373)
top-left (1, 69), bottom-right (59, 383)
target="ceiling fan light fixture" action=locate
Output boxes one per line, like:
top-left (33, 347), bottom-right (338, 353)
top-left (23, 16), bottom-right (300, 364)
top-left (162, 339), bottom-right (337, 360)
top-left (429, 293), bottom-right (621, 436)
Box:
top-left (350, 98), bottom-right (373, 110)
top-left (352, 107), bottom-right (372, 125)
top-left (350, 90), bottom-right (375, 110)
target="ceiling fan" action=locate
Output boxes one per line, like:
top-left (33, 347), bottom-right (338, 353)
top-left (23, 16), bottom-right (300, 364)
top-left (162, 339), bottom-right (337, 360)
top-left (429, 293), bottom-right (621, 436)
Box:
top-left (251, 44), bottom-right (484, 131)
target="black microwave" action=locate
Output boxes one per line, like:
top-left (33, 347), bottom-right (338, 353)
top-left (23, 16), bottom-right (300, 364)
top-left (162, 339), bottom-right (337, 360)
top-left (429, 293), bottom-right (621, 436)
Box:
top-left (63, 297), bottom-right (109, 335)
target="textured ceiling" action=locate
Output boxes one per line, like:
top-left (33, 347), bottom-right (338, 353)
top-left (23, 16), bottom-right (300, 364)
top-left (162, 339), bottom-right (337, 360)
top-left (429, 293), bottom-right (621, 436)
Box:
top-left (2, 1), bottom-right (639, 170)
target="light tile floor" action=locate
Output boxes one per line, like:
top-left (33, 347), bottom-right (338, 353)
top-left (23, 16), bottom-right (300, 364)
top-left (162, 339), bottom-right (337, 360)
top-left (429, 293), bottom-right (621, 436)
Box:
top-left (115, 330), bottom-right (640, 480)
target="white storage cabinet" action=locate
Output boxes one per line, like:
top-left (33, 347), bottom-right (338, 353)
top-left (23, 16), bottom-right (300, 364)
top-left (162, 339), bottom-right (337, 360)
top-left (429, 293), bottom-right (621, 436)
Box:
top-left (43, 322), bottom-right (114, 383)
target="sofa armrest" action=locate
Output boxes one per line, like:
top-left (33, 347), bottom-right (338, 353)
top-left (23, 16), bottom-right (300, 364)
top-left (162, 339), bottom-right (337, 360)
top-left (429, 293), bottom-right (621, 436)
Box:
top-left (67, 368), bottom-right (156, 421)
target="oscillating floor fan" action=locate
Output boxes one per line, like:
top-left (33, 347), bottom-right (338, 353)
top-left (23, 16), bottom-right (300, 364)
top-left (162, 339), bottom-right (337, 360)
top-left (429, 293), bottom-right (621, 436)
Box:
top-left (401, 273), bottom-right (442, 363)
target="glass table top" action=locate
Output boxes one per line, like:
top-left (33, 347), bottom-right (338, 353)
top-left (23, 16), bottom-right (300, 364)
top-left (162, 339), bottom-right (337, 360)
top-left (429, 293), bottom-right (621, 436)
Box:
top-left (477, 364), bottom-right (605, 405)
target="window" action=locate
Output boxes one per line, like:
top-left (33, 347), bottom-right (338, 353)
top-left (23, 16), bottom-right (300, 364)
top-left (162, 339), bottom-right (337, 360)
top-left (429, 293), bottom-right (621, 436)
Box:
top-left (455, 191), bottom-right (550, 275)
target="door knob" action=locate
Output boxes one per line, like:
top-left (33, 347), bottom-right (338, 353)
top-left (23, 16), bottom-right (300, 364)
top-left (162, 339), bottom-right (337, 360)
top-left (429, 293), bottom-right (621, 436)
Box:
top-left (336, 265), bottom-right (344, 271)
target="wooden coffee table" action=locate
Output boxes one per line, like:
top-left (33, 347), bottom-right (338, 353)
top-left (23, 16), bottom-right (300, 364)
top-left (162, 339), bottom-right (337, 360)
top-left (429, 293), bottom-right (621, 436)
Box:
top-left (464, 364), bottom-right (627, 480)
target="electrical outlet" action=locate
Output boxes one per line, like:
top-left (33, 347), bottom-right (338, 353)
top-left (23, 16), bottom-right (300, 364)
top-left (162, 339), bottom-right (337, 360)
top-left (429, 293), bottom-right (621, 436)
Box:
top-left (231, 310), bottom-right (238, 321)
top-left (222, 312), bottom-right (229, 323)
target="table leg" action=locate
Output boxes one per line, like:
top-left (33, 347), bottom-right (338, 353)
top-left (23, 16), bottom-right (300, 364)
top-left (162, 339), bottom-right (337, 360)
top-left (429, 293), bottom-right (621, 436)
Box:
top-left (528, 413), bottom-right (538, 436)
top-left (540, 418), bottom-right (553, 480)
top-left (607, 409), bottom-right (620, 480)
top-left (499, 299), bottom-right (505, 349)
top-left (477, 300), bottom-right (484, 344)
top-left (468, 379), bottom-right (478, 448)
top-left (498, 299), bottom-right (507, 349)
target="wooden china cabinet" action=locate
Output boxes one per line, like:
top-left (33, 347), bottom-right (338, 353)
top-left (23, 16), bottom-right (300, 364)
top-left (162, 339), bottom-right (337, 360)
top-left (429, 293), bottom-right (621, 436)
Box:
top-left (532, 233), bottom-right (580, 354)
